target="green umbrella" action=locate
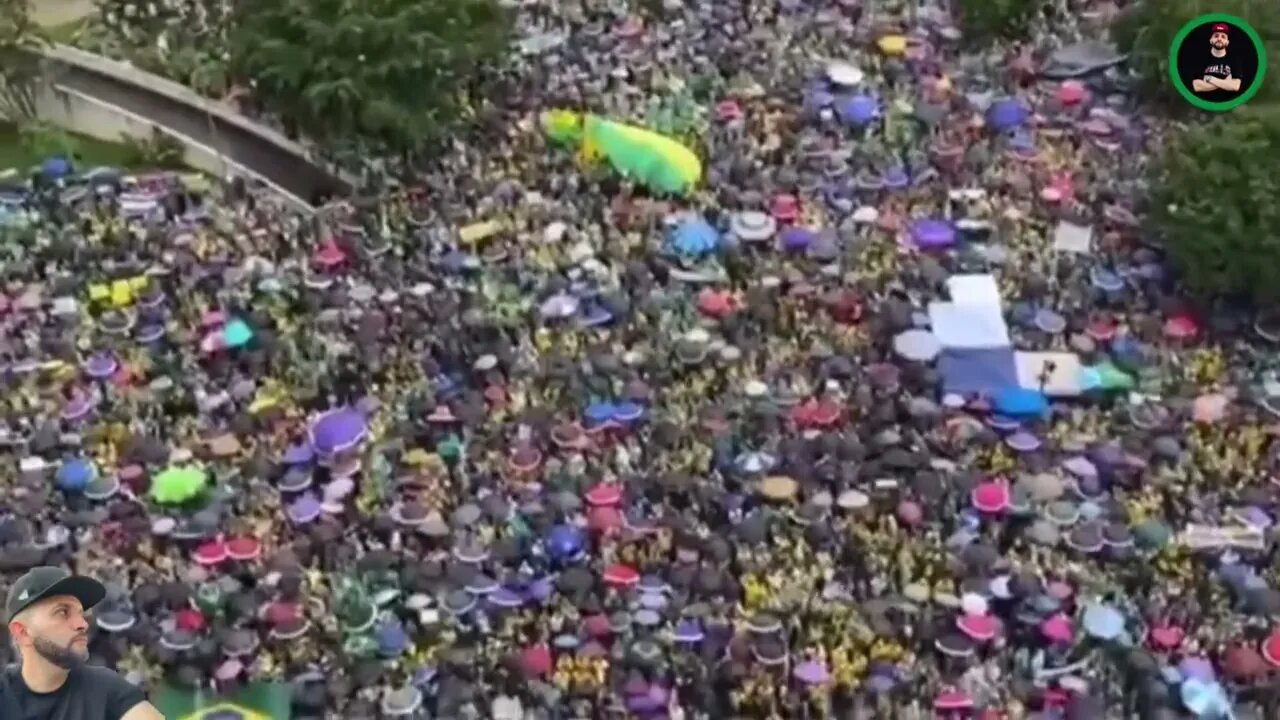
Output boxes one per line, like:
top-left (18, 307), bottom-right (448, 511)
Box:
top-left (1094, 361), bottom-right (1137, 391)
top-left (151, 465), bottom-right (208, 505)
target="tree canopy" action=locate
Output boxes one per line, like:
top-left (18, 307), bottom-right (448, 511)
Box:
top-left (230, 0), bottom-right (512, 161)
top-left (0, 0), bottom-right (48, 122)
top-left (1112, 0), bottom-right (1279, 106)
top-left (954, 0), bottom-right (1043, 44)
top-left (1149, 104), bottom-right (1280, 302)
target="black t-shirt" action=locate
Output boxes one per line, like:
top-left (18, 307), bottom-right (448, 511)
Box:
top-left (1, 664), bottom-right (147, 720)
top-left (1200, 51), bottom-right (1237, 102)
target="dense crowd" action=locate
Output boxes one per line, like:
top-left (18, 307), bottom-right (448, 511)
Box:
top-left (5, 0), bottom-right (1280, 718)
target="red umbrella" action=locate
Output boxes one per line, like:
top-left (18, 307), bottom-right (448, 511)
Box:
top-left (1261, 630), bottom-right (1280, 667)
top-left (263, 601), bottom-right (300, 626)
top-left (585, 484), bottom-right (622, 507)
top-left (1086, 317), bottom-right (1117, 342)
top-left (193, 539), bottom-right (228, 566)
top-left (770, 194), bottom-right (800, 222)
top-left (1223, 645), bottom-right (1267, 679)
top-left (521, 643), bottom-right (552, 676)
top-left (603, 564), bottom-right (639, 588)
top-left (588, 506), bottom-right (623, 534)
top-left (226, 535), bottom-right (261, 561)
top-left (175, 608), bottom-right (207, 633)
top-left (697, 289), bottom-right (737, 318)
top-left (1057, 80), bottom-right (1087, 106)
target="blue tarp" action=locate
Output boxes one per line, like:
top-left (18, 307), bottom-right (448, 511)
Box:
top-left (937, 348), bottom-right (1019, 396)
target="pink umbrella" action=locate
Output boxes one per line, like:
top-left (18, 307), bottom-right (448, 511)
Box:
top-left (1040, 613), bottom-right (1073, 644)
top-left (934, 690), bottom-right (974, 712)
top-left (1164, 314), bottom-right (1199, 340)
top-left (1150, 624), bottom-right (1185, 651)
top-left (972, 481), bottom-right (1011, 513)
top-left (957, 613), bottom-right (1001, 642)
top-left (313, 239), bottom-right (347, 268)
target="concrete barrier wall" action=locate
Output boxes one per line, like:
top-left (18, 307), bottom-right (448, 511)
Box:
top-left (43, 44), bottom-right (340, 176)
top-left (34, 44), bottom-right (353, 204)
top-left (35, 80), bottom-right (316, 213)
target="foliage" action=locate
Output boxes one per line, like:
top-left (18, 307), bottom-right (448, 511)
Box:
top-left (954, 0), bottom-right (1043, 43)
top-left (0, 0), bottom-right (49, 123)
top-left (1112, 0), bottom-right (1280, 106)
top-left (94, 0), bottom-right (235, 90)
top-left (1149, 104), bottom-right (1280, 302)
top-left (229, 0), bottom-right (513, 161)
top-left (121, 128), bottom-right (186, 168)
top-left (19, 121), bottom-right (78, 158)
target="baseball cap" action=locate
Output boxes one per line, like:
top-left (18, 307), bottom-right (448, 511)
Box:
top-left (1211, 23), bottom-right (1230, 34)
top-left (5, 567), bottom-right (106, 621)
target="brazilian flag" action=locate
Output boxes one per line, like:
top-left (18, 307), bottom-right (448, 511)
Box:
top-left (153, 682), bottom-right (292, 720)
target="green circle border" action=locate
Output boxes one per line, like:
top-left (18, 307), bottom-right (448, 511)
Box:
top-left (1168, 13), bottom-right (1268, 112)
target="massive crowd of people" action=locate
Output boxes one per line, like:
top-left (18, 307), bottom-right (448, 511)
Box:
top-left (4, 0), bottom-right (1280, 718)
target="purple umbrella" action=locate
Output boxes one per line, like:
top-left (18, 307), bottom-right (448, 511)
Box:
top-left (794, 659), bottom-right (830, 684)
top-left (83, 353), bottom-right (119, 379)
top-left (61, 396), bottom-right (94, 421)
top-left (489, 587), bottom-right (524, 608)
top-left (673, 619), bottom-right (704, 643)
top-left (909, 219), bottom-right (956, 249)
top-left (287, 494), bottom-right (322, 524)
top-left (882, 167), bottom-right (909, 189)
top-left (283, 443), bottom-right (314, 465)
top-left (780, 227), bottom-right (817, 252)
top-left (309, 408), bottom-right (367, 455)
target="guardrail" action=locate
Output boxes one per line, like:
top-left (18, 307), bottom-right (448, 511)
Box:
top-left (35, 44), bottom-right (351, 208)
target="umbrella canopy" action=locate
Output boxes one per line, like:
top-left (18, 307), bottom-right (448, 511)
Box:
top-left (837, 95), bottom-right (881, 126)
top-left (55, 458), bottom-right (96, 493)
top-left (671, 218), bottom-right (721, 257)
top-left (150, 465), bottom-right (207, 505)
top-left (987, 98), bottom-right (1029, 132)
top-left (309, 408), bottom-right (368, 455)
top-left (909, 219), bottom-right (955, 249)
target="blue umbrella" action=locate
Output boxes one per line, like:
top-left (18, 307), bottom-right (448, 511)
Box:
top-left (994, 387), bottom-right (1049, 419)
top-left (671, 219), bottom-right (720, 257)
top-left (837, 95), bottom-right (881, 126)
top-left (579, 304), bottom-right (613, 327)
top-left (546, 524), bottom-right (585, 561)
top-left (585, 402), bottom-right (616, 426)
top-left (222, 318), bottom-right (254, 348)
top-left (56, 458), bottom-right (95, 493)
top-left (1180, 678), bottom-right (1231, 718)
top-left (42, 156), bottom-right (73, 180)
top-left (612, 402), bottom-right (645, 423)
top-left (987, 99), bottom-right (1029, 132)
top-left (1082, 603), bottom-right (1125, 640)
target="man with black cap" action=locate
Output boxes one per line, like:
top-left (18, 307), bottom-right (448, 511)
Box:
top-left (2, 567), bottom-right (165, 719)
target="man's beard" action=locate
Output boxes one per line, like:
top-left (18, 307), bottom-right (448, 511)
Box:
top-left (31, 635), bottom-right (88, 669)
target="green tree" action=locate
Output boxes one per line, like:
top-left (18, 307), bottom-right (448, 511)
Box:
top-left (1112, 0), bottom-right (1279, 106)
top-left (954, 0), bottom-right (1043, 44)
top-left (0, 0), bottom-right (49, 122)
top-left (1149, 104), bottom-right (1280, 302)
top-left (229, 0), bottom-right (512, 163)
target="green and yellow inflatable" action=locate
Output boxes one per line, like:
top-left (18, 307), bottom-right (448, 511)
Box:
top-left (542, 110), bottom-right (702, 195)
